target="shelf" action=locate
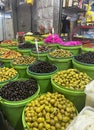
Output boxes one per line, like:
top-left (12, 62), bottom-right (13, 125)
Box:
top-left (73, 36), bottom-right (94, 40)
top-left (77, 26), bottom-right (94, 29)
top-left (72, 25), bottom-right (94, 43)
top-left (62, 6), bottom-right (86, 13)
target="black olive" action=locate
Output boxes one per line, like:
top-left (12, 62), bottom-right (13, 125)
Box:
top-left (75, 51), bottom-right (94, 64)
top-left (29, 60), bottom-right (57, 73)
top-left (0, 78), bottom-right (38, 101)
top-left (18, 43), bottom-right (35, 49)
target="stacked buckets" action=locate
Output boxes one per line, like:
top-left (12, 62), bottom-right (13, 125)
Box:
top-left (27, 61), bottom-right (58, 93)
top-left (51, 78), bottom-right (86, 112)
top-left (0, 41), bottom-right (92, 130)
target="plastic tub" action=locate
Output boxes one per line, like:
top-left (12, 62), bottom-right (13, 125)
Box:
top-left (30, 41), bottom-right (43, 45)
top-left (81, 47), bottom-right (94, 53)
top-left (51, 78), bottom-right (86, 112)
top-left (0, 58), bottom-right (13, 67)
top-left (22, 93), bottom-right (78, 130)
top-left (17, 48), bottom-right (31, 56)
top-left (72, 58), bottom-right (94, 79)
top-left (30, 51), bottom-right (48, 61)
top-left (47, 54), bottom-right (72, 71)
top-left (0, 80), bottom-right (40, 130)
top-left (0, 43), bottom-right (8, 48)
top-left (27, 65), bottom-right (58, 93)
top-left (45, 43), bottom-right (59, 49)
top-left (8, 46), bottom-right (18, 51)
top-left (59, 45), bottom-right (82, 55)
top-left (11, 56), bottom-right (36, 78)
top-left (11, 63), bottom-right (29, 78)
top-left (81, 43), bottom-right (94, 53)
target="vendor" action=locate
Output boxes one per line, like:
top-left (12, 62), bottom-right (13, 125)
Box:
top-left (61, 15), bottom-right (70, 35)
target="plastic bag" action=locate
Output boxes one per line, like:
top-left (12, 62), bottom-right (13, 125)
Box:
top-left (67, 107), bottom-right (94, 130)
top-left (85, 80), bottom-right (94, 107)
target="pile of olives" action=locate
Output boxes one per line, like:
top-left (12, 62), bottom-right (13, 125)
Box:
top-left (1, 39), bottom-right (18, 46)
top-left (24, 92), bottom-right (77, 130)
top-left (18, 43), bottom-right (35, 49)
top-left (33, 32), bottom-right (41, 36)
top-left (49, 49), bottom-right (73, 58)
top-left (0, 67), bottom-right (18, 82)
top-left (13, 56), bottom-right (36, 65)
top-left (75, 52), bottom-right (94, 64)
top-left (0, 78), bottom-right (38, 101)
top-left (32, 45), bottom-right (53, 53)
top-left (0, 47), bottom-right (10, 55)
top-left (0, 50), bottom-right (22, 59)
top-left (28, 60), bottom-right (57, 73)
top-left (52, 69), bottom-right (92, 90)
top-left (31, 37), bottom-right (43, 42)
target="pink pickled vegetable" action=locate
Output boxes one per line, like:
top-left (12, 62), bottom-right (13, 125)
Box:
top-left (60, 41), bottom-right (82, 46)
top-left (44, 34), bottom-right (63, 44)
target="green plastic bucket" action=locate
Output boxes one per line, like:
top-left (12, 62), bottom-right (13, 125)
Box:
top-left (11, 63), bottom-right (29, 78)
top-left (11, 56), bottom-right (36, 78)
top-left (0, 81), bottom-right (40, 130)
top-left (17, 48), bottom-right (31, 56)
top-left (81, 47), bottom-right (94, 53)
top-left (81, 43), bottom-right (94, 53)
top-left (8, 46), bottom-right (18, 51)
top-left (22, 93), bottom-right (78, 130)
top-left (22, 107), bottom-right (30, 130)
top-left (30, 52), bottom-right (48, 61)
top-left (47, 54), bottom-right (72, 71)
top-left (72, 58), bottom-right (94, 79)
top-left (27, 66), bottom-right (58, 93)
top-left (45, 43), bottom-right (59, 49)
top-left (51, 78), bottom-right (85, 112)
top-left (30, 41), bottom-right (43, 45)
top-left (0, 44), bottom-right (8, 48)
top-left (0, 58), bottom-right (13, 67)
top-left (59, 45), bottom-right (82, 55)
top-left (0, 72), bottom-right (19, 88)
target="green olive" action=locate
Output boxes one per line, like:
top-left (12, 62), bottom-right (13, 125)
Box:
top-left (24, 92), bottom-right (77, 129)
top-left (52, 69), bottom-right (92, 90)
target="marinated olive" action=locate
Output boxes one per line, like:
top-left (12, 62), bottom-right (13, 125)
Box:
top-left (28, 60), bottom-right (57, 73)
top-left (0, 78), bottom-right (38, 101)
top-left (13, 56), bottom-right (36, 65)
top-left (0, 67), bottom-right (18, 82)
top-left (24, 92), bottom-right (77, 130)
top-left (49, 49), bottom-right (73, 58)
top-left (75, 51), bottom-right (94, 64)
top-left (0, 50), bottom-right (22, 59)
top-left (52, 69), bottom-right (92, 90)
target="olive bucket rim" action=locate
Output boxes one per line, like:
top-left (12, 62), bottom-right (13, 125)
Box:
top-left (0, 84), bottom-right (40, 106)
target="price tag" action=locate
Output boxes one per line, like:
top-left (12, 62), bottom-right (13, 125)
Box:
top-left (52, 28), bottom-right (54, 34)
top-left (35, 39), bottom-right (40, 60)
top-left (52, 28), bottom-right (55, 43)
top-left (35, 39), bottom-right (38, 53)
